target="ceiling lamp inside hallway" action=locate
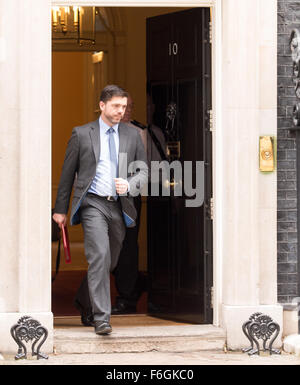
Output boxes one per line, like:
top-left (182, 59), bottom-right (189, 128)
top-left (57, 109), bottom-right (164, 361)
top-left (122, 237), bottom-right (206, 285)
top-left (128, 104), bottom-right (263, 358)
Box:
top-left (51, 6), bottom-right (96, 46)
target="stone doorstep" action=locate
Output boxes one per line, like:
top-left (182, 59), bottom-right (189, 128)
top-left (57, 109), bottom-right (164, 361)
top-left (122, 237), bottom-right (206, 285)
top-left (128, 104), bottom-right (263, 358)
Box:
top-left (53, 317), bottom-right (226, 354)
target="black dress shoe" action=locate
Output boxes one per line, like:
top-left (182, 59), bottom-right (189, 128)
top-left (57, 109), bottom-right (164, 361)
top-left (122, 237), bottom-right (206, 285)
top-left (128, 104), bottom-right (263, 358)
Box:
top-left (74, 300), bottom-right (94, 327)
top-left (81, 313), bottom-right (94, 327)
top-left (111, 302), bottom-right (136, 315)
top-left (94, 321), bottom-right (112, 335)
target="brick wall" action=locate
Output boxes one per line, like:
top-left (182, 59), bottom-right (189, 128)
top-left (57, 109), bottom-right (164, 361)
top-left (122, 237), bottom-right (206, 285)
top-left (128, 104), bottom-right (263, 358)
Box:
top-left (278, 0), bottom-right (299, 303)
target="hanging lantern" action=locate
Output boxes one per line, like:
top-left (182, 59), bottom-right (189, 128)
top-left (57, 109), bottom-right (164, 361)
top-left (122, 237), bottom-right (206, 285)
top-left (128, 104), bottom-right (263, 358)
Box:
top-left (51, 6), bottom-right (95, 46)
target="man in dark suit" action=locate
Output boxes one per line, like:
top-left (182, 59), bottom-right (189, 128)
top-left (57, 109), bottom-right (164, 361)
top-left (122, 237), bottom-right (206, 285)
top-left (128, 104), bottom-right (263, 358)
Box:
top-left (53, 85), bottom-right (148, 335)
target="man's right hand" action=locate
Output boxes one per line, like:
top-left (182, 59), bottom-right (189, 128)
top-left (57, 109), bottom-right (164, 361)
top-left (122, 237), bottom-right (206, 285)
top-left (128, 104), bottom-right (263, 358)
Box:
top-left (52, 213), bottom-right (67, 229)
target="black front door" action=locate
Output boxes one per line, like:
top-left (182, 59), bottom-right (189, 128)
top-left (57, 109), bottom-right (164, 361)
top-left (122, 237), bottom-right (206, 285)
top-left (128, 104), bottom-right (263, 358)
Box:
top-left (147, 8), bottom-right (213, 324)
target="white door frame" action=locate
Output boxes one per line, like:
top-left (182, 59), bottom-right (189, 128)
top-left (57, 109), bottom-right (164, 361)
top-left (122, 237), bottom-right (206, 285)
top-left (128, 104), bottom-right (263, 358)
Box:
top-left (51, 0), bottom-right (223, 326)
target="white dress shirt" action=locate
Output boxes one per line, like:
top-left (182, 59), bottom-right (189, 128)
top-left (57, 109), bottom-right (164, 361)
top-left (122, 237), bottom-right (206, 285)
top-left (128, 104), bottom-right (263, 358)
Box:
top-left (88, 116), bottom-right (119, 196)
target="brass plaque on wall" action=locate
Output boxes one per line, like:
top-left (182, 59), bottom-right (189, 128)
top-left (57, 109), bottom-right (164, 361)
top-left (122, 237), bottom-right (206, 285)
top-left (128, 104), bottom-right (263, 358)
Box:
top-left (259, 136), bottom-right (275, 172)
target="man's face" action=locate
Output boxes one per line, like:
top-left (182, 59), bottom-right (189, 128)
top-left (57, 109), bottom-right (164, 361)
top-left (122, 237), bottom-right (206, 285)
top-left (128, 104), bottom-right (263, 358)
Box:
top-left (99, 96), bottom-right (127, 126)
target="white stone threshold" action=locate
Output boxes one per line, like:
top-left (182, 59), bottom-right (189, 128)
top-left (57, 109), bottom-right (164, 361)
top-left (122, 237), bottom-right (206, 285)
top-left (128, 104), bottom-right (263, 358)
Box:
top-left (54, 315), bottom-right (226, 354)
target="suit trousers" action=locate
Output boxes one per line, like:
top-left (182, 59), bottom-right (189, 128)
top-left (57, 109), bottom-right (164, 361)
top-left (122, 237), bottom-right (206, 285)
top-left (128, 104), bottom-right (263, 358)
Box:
top-left (79, 193), bottom-right (125, 322)
top-left (113, 195), bottom-right (142, 307)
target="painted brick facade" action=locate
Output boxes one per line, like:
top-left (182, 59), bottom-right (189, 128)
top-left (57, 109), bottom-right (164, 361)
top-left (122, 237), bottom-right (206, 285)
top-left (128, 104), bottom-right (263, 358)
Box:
top-left (278, 0), bottom-right (299, 303)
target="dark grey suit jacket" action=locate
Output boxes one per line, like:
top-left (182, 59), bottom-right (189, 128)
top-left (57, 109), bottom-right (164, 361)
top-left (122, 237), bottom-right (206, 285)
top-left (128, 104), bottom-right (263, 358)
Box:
top-left (54, 119), bottom-right (148, 227)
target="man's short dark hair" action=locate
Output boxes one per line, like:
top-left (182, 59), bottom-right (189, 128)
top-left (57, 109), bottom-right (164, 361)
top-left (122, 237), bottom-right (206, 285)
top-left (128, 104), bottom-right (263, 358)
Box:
top-left (100, 85), bottom-right (128, 103)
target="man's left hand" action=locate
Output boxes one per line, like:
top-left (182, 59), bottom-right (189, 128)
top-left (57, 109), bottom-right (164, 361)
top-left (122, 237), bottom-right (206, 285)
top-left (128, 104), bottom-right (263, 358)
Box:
top-left (114, 178), bottom-right (129, 195)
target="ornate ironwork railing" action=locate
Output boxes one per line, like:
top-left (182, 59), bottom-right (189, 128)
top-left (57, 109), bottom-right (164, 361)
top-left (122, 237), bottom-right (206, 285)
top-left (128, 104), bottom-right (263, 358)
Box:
top-left (10, 316), bottom-right (48, 360)
top-left (242, 313), bottom-right (281, 356)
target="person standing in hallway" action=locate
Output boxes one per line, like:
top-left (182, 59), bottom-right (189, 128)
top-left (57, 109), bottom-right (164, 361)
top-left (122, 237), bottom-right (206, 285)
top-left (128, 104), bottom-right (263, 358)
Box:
top-left (53, 85), bottom-right (148, 335)
top-left (112, 94), bottom-right (148, 314)
top-left (113, 91), bottom-right (168, 314)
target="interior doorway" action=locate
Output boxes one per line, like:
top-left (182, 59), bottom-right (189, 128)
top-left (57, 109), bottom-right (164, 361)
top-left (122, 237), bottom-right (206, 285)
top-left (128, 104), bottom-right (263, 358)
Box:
top-left (51, 6), bottom-right (213, 324)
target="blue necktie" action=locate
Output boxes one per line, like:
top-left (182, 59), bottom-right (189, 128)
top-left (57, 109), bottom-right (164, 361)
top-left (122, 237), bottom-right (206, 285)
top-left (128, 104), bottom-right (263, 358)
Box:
top-left (108, 127), bottom-right (118, 197)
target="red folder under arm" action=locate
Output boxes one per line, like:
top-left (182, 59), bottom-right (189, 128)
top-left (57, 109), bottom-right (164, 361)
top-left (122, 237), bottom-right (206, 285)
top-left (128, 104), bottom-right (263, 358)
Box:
top-left (61, 224), bottom-right (71, 264)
